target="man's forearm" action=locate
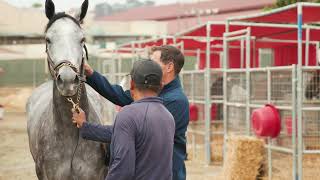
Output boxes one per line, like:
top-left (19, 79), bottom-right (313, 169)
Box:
top-left (80, 122), bottom-right (113, 143)
top-left (86, 71), bottom-right (133, 106)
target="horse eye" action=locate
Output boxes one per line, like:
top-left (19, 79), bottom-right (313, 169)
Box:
top-left (45, 38), bottom-right (51, 44)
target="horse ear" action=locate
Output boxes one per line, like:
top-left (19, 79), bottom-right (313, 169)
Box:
top-left (79, 0), bottom-right (89, 22)
top-left (45, 0), bottom-right (55, 20)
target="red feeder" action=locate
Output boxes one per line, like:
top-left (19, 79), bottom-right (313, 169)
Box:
top-left (211, 104), bottom-right (217, 121)
top-left (251, 104), bottom-right (281, 138)
top-left (189, 104), bottom-right (199, 122)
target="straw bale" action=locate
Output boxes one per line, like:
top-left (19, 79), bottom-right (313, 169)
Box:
top-left (222, 136), bottom-right (265, 180)
top-left (211, 135), bottom-right (224, 162)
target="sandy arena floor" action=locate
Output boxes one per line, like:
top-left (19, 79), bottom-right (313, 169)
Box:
top-left (2, 87), bottom-right (320, 180)
top-left (0, 112), bottom-right (221, 180)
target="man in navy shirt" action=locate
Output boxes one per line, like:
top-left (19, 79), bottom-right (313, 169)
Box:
top-left (72, 59), bottom-right (175, 180)
top-left (84, 45), bottom-right (189, 180)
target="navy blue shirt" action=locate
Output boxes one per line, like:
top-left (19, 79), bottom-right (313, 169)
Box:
top-left (81, 97), bottom-right (175, 180)
top-left (87, 71), bottom-right (190, 180)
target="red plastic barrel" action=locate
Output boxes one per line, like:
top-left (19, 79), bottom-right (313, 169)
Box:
top-left (251, 104), bottom-right (281, 138)
top-left (189, 104), bottom-right (199, 122)
top-left (211, 104), bottom-right (217, 121)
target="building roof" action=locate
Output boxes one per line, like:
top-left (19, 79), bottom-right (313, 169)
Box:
top-left (97, 0), bottom-right (275, 21)
top-left (166, 9), bottom-right (263, 34)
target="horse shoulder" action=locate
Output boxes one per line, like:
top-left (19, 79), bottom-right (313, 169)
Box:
top-left (27, 81), bottom-right (53, 111)
top-left (26, 81), bottom-right (53, 143)
top-left (27, 81), bottom-right (53, 126)
top-left (26, 81), bottom-right (53, 159)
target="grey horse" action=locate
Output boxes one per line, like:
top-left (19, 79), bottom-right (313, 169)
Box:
top-left (26, 0), bottom-right (107, 179)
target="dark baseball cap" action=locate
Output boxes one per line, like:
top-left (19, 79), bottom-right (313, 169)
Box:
top-left (130, 59), bottom-right (163, 87)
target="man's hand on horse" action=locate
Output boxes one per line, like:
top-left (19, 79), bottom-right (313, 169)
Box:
top-left (84, 63), bottom-right (94, 77)
top-left (72, 108), bottom-right (86, 128)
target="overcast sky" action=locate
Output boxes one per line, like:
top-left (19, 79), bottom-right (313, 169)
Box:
top-left (4, 0), bottom-right (183, 11)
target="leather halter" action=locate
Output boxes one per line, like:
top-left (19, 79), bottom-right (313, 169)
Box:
top-left (45, 43), bottom-right (88, 82)
top-left (45, 13), bottom-right (88, 82)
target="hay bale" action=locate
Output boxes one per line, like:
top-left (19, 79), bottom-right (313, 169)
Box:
top-left (210, 135), bottom-right (224, 162)
top-left (222, 136), bottom-right (265, 180)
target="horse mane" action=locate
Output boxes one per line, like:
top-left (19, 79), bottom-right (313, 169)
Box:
top-left (45, 12), bottom-right (81, 32)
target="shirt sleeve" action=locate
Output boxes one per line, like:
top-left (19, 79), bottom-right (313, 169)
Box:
top-left (80, 122), bottom-right (113, 143)
top-left (86, 71), bottom-right (133, 106)
top-left (164, 99), bottom-right (189, 142)
top-left (106, 112), bottom-right (136, 180)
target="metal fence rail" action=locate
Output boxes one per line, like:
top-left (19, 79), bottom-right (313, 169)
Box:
top-left (224, 65), bottom-right (297, 179)
top-left (180, 42), bottom-right (320, 178)
top-left (103, 34), bottom-right (320, 179)
top-left (221, 64), bottom-right (320, 179)
top-left (181, 70), bottom-right (224, 164)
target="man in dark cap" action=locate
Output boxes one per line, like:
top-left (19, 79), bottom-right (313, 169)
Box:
top-left (85, 45), bottom-right (189, 180)
top-left (72, 59), bottom-right (175, 180)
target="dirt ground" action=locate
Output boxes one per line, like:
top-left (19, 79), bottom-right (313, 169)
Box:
top-left (0, 112), bottom-right (37, 180)
top-left (0, 112), bottom-right (221, 180)
top-left (1, 87), bottom-right (320, 180)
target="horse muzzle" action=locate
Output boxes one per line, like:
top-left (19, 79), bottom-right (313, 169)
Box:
top-left (56, 66), bottom-right (80, 97)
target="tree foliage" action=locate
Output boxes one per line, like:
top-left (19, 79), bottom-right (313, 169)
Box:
top-left (94, 0), bottom-right (155, 17)
top-left (32, 2), bottom-right (42, 8)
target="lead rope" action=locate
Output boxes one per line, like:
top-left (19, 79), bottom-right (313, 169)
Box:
top-left (69, 50), bottom-right (86, 180)
top-left (69, 81), bottom-right (84, 180)
top-left (67, 82), bottom-right (83, 115)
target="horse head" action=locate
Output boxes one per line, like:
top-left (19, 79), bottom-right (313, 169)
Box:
top-left (45, 0), bottom-right (88, 97)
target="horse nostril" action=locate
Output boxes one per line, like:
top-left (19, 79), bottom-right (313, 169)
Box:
top-left (57, 74), bottom-right (62, 82)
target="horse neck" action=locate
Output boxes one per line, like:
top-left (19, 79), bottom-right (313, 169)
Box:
top-left (53, 82), bottom-right (89, 125)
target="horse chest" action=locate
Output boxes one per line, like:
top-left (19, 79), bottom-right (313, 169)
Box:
top-left (38, 119), bottom-right (78, 179)
top-left (37, 117), bottom-right (106, 180)
top-left (40, 118), bottom-right (78, 155)
top-left (27, 82), bottom-right (107, 179)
